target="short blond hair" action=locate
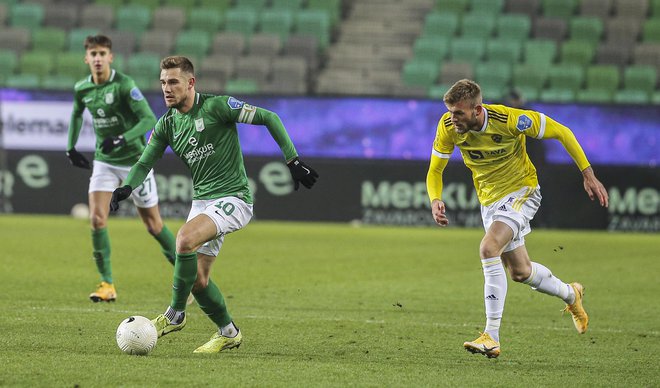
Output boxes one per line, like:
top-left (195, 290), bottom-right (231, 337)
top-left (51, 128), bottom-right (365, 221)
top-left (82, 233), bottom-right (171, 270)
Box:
top-left (443, 79), bottom-right (482, 106)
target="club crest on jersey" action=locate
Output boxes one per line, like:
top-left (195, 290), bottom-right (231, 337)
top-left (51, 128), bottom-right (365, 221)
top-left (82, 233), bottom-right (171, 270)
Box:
top-left (227, 96), bottom-right (244, 109)
top-left (516, 115), bottom-right (532, 131)
top-left (130, 87), bottom-right (144, 101)
top-left (195, 117), bottom-right (205, 132)
top-left (105, 93), bottom-right (114, 104)
top-left (491, 134), bottom-right (502, 143)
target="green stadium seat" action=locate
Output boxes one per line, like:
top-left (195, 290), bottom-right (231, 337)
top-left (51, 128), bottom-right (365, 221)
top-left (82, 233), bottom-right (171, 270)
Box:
top-left (19, 51), bottom-right (55, 79)
top-left (188, 8), bottom-right (223, 35)
top-left (127, 52), bottom-right (161, 79)
top-left (585, 65), bottom-right (620, 92)
top-left (10, 3), bottom-right (44, 31)
top-left (401, 59), bottom-right (439, 87)
top-left (539, 87), bottom-right (575, 102)
top-left (307, 0), bottom-right (341, 27)
top-left (475, 61), bottom-right (512, 91)
top-left (422, 12), bottom-right (460, 38)
top-left (461, 12), bottom-right (496, 38)
top-left (0, 49), bottom-right (18, 76)
top-left (271, 0), bottom-right (304, 10)
top-left (435, 0), bottom-right (469, 14)
top-left (449, 37), bottom-right (486, 64)
top-left (55, 52), bottom-right (89, 80)
top-left (129, 0), bottom-right (161, 10)
top-left (515, 85), bottom-right (540, 102)
top-left (224, 8), bottom-right (258, 38)
top-left (295, 10), bottom-right (330, 50)
top-left (32, 28), bottom-right (66, 54)
top-left (651, 90), bottom-right (660, 103)
top-left (560, 40), bottom-right (596, 66)
top-left (470, 0), bottom-right (504, 15)
top-left (651, 0), bottom-right (660, 18)
top-left (131, 74), bottom-right (159, 92)
top-left (95, 0), bottom-right (125, 10)
top-left (541, 0), bottom-right (577, 18)
top-left (260, 9), bottom-right (294, 43)
top-left (413, 37), bottom-right (449, 64)
top-left (175, 30), bottom-right (211, 62)
top-left (6, 73), bottom-right (40, 89)
top-left (68, 28), bottom-right (100, 52)
top-left (42, 75), bottom-right (77, 91)
top-left (116, 5), bottom-right (151, 35)
top-left (224, 78), bottom-right (259, 94)
top-left (428, 83), bottom-right (451, 99)
top-left (623, 65), bottom-right (657, 94)
top-left (547, 64), bottom-right (584, 92)
top-left (485, 39), bottom-right (522, 64)
top-left (164, 0), bottom-right (195, 8)
top-left (234, 0), bottom-right (268, 10)
top-left (575, 88), bottom-right (614, 103)
top-left (496, 14), bottom-right (531, 41)
top-left (512, 63), bottom-right (549, 91)
top-left (613, 89), bottom-right (651, 104)
top-left (198, 0), bottom-right (231, 13)
top-left (523, 39), bottom-right (556, 65)
top-left (642, 19), bottom-right (660, 42)
top-left (569, 17), bottom-right (603, 45)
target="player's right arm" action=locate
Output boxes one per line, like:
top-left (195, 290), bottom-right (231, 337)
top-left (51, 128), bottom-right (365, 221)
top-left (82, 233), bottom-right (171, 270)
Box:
top-left (66, 90), bottom-right (91, 169)
top-left (427, 117), bottom-right (454, 227)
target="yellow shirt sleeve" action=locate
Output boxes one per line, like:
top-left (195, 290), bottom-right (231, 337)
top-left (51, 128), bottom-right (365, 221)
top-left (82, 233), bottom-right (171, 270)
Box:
top-left (541, 115), bottom-right (591, 171)
top-left (427, 153), bottom-right (449, 203)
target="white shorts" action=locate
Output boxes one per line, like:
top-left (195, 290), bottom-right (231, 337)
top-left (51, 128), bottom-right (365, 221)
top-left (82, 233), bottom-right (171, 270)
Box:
top-left (187, 196), bottom-right (253, 257)
top-left (88, 160), bottom-right (159, 208)
top-left (481, 186), bottom-right (542, 252)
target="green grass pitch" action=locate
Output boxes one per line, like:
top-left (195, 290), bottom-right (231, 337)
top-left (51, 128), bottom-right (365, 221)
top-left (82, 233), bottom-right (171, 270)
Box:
top-left (1, 215), bottom-right (658, 386)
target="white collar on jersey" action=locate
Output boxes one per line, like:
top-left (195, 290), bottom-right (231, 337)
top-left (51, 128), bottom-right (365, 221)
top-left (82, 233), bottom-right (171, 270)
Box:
top-left (473, 107), bottom-right (488, 133)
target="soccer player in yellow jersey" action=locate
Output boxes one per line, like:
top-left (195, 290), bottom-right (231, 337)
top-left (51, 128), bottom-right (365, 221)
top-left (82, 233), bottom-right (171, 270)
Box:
top-left (426, 79), bottom-right (608, 358)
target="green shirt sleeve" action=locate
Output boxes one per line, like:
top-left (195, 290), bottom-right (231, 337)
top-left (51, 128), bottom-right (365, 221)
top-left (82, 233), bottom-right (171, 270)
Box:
top-left (67, 90), bottom-right (85, 150)
top-left (119, 80), bottom-right (157, 142)
top-left (124, 121), bottom-right (167, 189)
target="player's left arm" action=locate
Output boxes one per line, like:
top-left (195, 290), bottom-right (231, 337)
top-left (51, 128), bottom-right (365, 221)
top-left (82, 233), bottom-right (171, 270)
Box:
top-left (541, 116), bottom-right (609, 207)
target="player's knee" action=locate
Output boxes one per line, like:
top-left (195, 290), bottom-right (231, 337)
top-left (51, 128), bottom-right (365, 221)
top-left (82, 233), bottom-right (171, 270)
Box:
top-left (90, 212), bottom-right (107, 229)
top-left (509, 265), bottom-right (532, 282)
top-left (175, 231), bottom-right (196, 253)
top-left (479, 238), bottom-right (500, 259)
top-left (144, 222), bottom-right (162, 237)
top-left (192, 276), bottom-right (209, 293)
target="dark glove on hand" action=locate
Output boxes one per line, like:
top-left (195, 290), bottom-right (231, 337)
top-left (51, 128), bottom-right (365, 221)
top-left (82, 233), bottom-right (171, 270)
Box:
top-left (110, 185), bottom-right (132, 212)
top-left (287, 157), bottom-right (319, 190)
top-left (101, 135), bottom-right (126, 154)
top-left (66, 147), bottom-right (91, 169)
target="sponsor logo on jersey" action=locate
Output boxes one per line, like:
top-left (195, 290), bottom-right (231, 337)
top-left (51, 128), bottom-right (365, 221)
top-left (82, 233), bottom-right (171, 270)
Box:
top-left (516, 115), bottom-right (532, 131)
top-left (97, 108), bottom-right (105, 117)
top-left (195, 117), bottom-right (205, 132)
top-left (83, 97), bottom-right (93, 104)
top-left (130, 87), bottom-right (144, 101)
top-left (491, 134), bottom-right (502, 143)
top-left (105, 93), bottom-right (114, 104)
top-left (184, 143), bottom-right (215, 164)
top-left (227, 96), bottom-right (244, 109)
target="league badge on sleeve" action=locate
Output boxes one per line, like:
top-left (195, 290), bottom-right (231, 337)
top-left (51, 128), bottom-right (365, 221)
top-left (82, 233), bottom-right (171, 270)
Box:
top-left (227, 96), bottom-right (245, 109)
top-left (130, 87), bottom-right (144, 101)
top-left (516, 114), bottom-right (532, 132)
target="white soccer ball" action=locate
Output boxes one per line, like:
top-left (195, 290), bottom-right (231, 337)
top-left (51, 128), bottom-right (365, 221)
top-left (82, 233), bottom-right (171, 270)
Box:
top-left (116, 316), bottom-right (158, 355)
top-left (70, 203), bottom-right (89, 219)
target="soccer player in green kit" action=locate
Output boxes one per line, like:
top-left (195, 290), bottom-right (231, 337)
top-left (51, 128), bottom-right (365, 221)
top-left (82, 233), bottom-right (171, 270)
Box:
top-left (110, 56), bottom-right (318, 353)
top-left (66, 35), bottom-right (176, 303)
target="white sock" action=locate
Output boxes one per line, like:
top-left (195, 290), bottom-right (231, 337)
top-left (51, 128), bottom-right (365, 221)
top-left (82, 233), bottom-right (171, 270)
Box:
top-left (220, 321), bottom-right (238, 338)
top-left (524, 262), bottom-right (575, 304)
top-left (164, 306), bottom-right (185, 325)
top-left (482, 257), bottom-right (507, 343)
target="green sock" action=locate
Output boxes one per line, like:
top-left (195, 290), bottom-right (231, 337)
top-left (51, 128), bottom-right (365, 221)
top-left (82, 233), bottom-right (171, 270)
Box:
top-left (193, 279), bottom-right (233, 328)
top-left (91, 228), bottom-right (112, 283)
top-left (153, 225), bottom-right (176, 265)
top-left (171, 252), bottom-right (197, 310)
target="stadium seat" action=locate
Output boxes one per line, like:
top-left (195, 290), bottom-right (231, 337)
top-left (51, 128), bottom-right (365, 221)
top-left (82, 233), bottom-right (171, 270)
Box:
top-left (435, 0), bottom-right (470, 14)
top-left (68, 28), bottom-right (100, 52)
top-left (211, 32), bottom-right (246, 57)
top-left (116, 5), bottom-right (151, 35)
top-left (579, 0), bottom-right (613, 19)
top-left (6, 73), bottom-right (40, 89)
top-left (449, 37), bottom-right (486, 64)
top-left (127, 52), bottom-right (161, 79)
top-left (129, 0), bottom-right (161, 11)
top-left (163, 0), bottom-right (196, 8)
top-left (248, 33), bottom-right (283, 58)
top-left (428, 83), bottom-right (452, 99)
top-left (234, 0), bottom-right (268, 11)
top-left (523, 39), bottom-right (557, 65)
top-left (31, 28), bottom-right (66, 54)
top-left (613, 88), bottom-right (651, 103)
top-left (401, 59), bottom-right (439, 87)
top-left (582, 64), bottom-right (620, 95)
top-left (485, 39), bottom-right (522, 64)
top-left (80, 4), bottom-right (115, 30)
top-left (651, 0), bottom-right (660, 18)
top-left (460, 12), bottom-right (496, 39)
top-left (271, 56), bottom-right (307, 85)
top-left (152, 7), bottom-right (186, 33)
top-left (200, 54), bottom-right (235, 83)
top-left (633, 43), bottom-right (660, 68)
top-left (140, 30), bottom-right (175, 57)
top-left (422, 12), bottom-right (460, 38)
top-left (439, 61), bottom-right (474, 85)
top-left (570, 17), bottom-right (604, 45)
top-left (175, 30), bottom-right (212, 62)
top-left (43, 3), bottom-right (78, 30)
top-left (505, 0), bottom-right (540, 19)
top-left (613, 0), bottom-right (649, 18)
top-left (55, 52), bottom-right (89, 80)
top-left (224, 78), bottom-right (259, 94)
top-left (512, 63), bottom-right (549, 91)
top-left (595, 43), bottom-right (632, 67)
top-left (259, 9), bottom-right (294, 43)
top-left (234, 55), bottom-right (272, 85)
top-left (0, 27), bottom-right (31, 54)
top-left (271, 0), bottom-right (304, 10)
top-left (560, 40), bottom-right (596, 66)
top-left (605, 18), bottom-right (642, 45)
top-left (282, 35), bottom-right (320, 69)
top-left (495, 14), bottom-right (531, 41)
top-left (94, 0), bottom-right (125, 10)
top-left (470, 0), bottom-right (505, 15)
top-left (547, 64), bottom-right (585, 92)
top-left (42, 75), bottom-right (77, 91)
top-left (307, 0), bottom-right (341, 27)
top-left (533, 17), bottom-right (568, 42)
top-left (576, 88), bottom-right (613, 103)
top-left (105, 30), bottom-right (137, 57)
top-left (198, 0), bottom-right (231, 13)
top-left (0, 49), bottom-right (18, 77)
top-left (475, 61), bottom-right (512, 91)
top-left (295, 9), bottom-right (331, 50)
top-left (642, 19), bottom-right (660, 42)
top-left (10, 3), bottom-right (44, 31)
top-left (224, 8), bottom-right (258, 38)
top-left (413, 37), bottom-right (449, 64)
top-left (541, 0), bottom-right (577, 18)
top-left (539, 87), bottom-right (576, 102)
top-left (623, 65), bottom-right (657, 93)
top-left (0, 4), bottom-right (7, 26)
top-left (188, 8), bottom-right (224, 35)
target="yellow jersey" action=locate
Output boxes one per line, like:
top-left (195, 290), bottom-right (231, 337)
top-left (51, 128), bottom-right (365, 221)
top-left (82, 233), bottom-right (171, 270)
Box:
top-left (428, 104), bottom-right (591, 206)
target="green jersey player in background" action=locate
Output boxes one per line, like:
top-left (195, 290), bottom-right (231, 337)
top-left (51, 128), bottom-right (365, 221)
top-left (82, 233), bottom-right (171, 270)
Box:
top-left (66, 35), bottom-right (177, 303)
top-left (110, 56), bottom-right (318, 353)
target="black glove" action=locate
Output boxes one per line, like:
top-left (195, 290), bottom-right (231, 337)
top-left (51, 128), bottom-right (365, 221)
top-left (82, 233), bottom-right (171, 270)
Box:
top-left (101, 135), bottom-right (126, 154)
top-left (110, 185), bottom-right (132, 212)
top-left (66, 147), bottom-right (91, 169)
top-left (287, 157), bottom-right (318, 190)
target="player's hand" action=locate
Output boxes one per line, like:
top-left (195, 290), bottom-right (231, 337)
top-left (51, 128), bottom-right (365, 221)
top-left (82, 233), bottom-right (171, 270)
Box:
top-left (110, 185), bottom-right (132, 212)
top-left (431, 199), bottom-right (449, 227)
top-left (101, 135), bottom-right (126, 154)
top-left (66, 147), bottom-right (91, 169)
top-left (287, 157), bottom-right (319, 190)
top-left (582, 166), bottom-right (608, 208)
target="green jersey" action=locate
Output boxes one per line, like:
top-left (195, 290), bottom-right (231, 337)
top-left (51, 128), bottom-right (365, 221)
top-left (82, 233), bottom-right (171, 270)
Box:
top-left (67, 69), bottom-right (157, 166)
top-left (124, 93), bottom-right (298, 203)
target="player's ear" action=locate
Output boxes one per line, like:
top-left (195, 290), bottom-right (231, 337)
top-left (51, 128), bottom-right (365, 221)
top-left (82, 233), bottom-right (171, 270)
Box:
top-left (474, 104), bottom-right (483, 116)
top-left (188, 76), bottom-right (195, 90)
